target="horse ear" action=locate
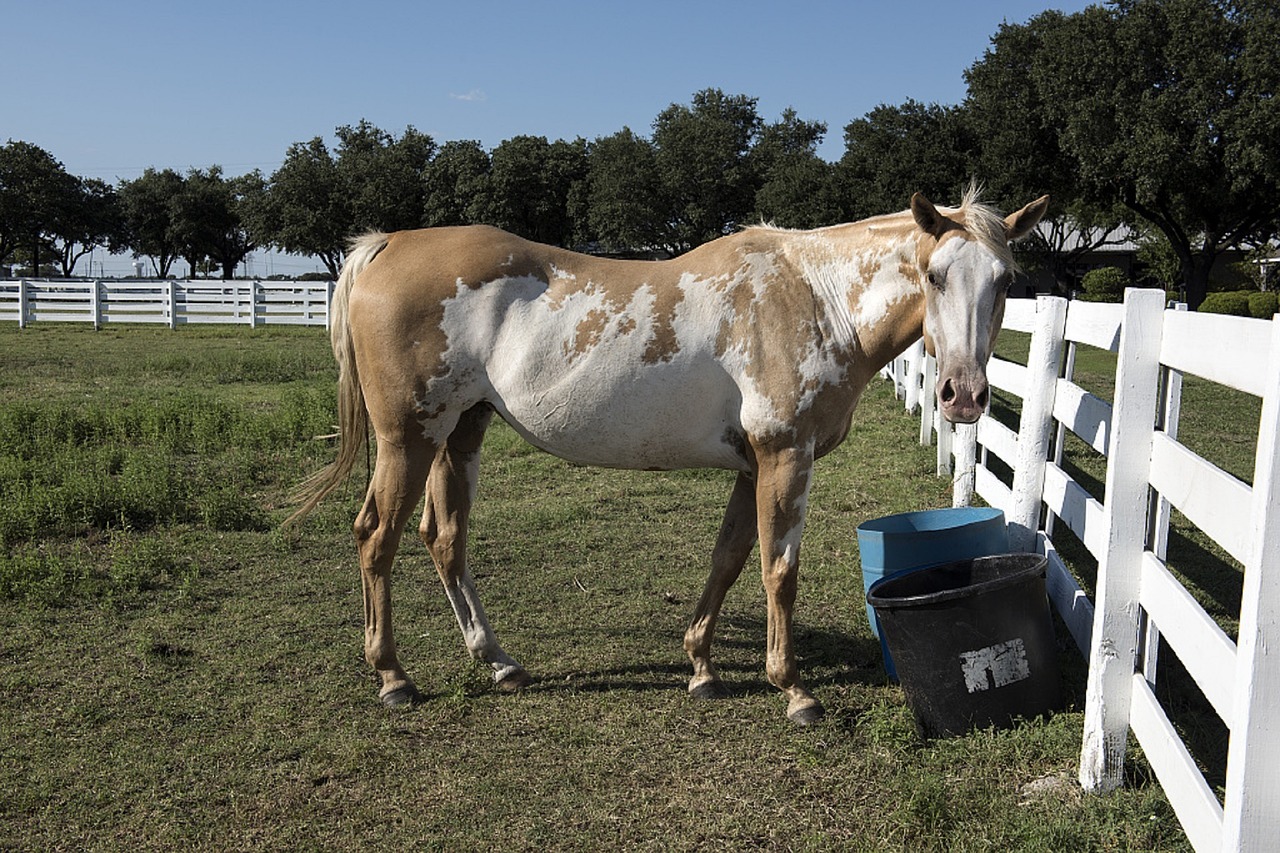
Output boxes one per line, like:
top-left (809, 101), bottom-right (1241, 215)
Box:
top-left (911, 193), bottom-right (947, 237)
top-left (1004, 195), bottom-right (1051, 242)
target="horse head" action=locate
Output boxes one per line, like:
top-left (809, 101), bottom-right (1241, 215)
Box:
top-left (911, 191), bottom-right (1050, 423)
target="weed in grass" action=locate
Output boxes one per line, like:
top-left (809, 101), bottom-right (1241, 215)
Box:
top-left (0, 542), bottom-right (93, 605)
top-left (108, 530), bottom-right (179, 594)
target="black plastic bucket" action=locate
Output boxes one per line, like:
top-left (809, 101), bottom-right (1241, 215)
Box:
top-left (866, 553), bottom-right (1064, 738)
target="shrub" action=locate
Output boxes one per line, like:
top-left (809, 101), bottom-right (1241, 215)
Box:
top-left (1247, 291), bottom-right (1278, 319)
top-left (1198, 291), bottom-right (1251, 316)
top-left (1078, 267), bottom-right (1127, 303)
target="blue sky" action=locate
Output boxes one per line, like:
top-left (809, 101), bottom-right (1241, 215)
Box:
top-left (4, 0), bottom-right (1090, 274)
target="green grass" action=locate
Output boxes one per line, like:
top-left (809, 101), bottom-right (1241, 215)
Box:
top-left (0, 323), bottom-right (1202, 851)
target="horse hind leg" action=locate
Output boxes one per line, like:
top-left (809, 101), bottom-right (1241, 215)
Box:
top-left (684, 472), bottom-right (757, 700)
top-left (354, 431), bottom-right (435, 707)
top-left (421, 405), bottom-right (529, 691)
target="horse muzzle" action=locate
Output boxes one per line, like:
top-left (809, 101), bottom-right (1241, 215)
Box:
top-left (937, 373), bottom-right (990, 424)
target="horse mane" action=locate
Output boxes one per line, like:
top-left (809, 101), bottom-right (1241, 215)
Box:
top-left (940, 183), bottom-right (1021, 274)
top-left (747, 183), bottom-right (1019, 274)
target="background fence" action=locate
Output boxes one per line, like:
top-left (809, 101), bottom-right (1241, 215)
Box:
top-left (884, 292), bottom-right (1279, 852)
top-left (0, 279), bottom-right (335, 329)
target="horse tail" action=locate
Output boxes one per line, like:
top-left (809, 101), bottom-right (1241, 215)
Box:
top-left (285, 231), bottom-right (390, 527)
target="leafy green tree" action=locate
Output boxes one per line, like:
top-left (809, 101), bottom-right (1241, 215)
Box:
top-left (256, 137), bottom-right (350, 279)
top-left (422, 140), bottom-right (490, 227)
top-left (171, 168), bottom-right (263, 279)
top-left (335, 120), bottom-right (435, 233)
top-left (582, 128), bottom-right (668, 253)
top-left (171, 167), bottom-right (228, 277)
top-left (51, 177), bottom-right (123, 277)
top-left (837, 100), bottom-right (977, 220)
top-left (118, 168), bottom-right (186, 278)
top-left (0, 140), bottom-right (80, 274)
top-left (753, 109), bottom-right (841, 228)
top-left (980, 0), bottom-right (1280, 308)
top-left (472, 135), bottom-right (587, 246)
top-left (965, 12), bottom-right (1130, 293)
top-left (651, 89), bottom-right (764, 251)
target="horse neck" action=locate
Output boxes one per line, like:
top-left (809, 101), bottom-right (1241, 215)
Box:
top-left (785, 220), bottom-right (926, 377)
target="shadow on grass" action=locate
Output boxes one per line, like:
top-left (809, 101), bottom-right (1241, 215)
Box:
top-left (523, 617), bottom-right (887, 698)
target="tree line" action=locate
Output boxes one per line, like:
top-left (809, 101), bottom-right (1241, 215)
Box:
top-left (2, 0), bottom-right (1276, 308)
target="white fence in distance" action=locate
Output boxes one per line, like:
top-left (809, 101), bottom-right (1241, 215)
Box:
top-left (885, 292), bottom-right (1279, 852)
top-left (0, 279), bottom-right (336, 329)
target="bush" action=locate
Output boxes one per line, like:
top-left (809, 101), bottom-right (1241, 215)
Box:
top-left (1199, 291), bottom-right (1251, 316)
top-left (1247, 291), bottom-right (1278, 319)
top-left (1078, 266), bottom-right (1127, 303)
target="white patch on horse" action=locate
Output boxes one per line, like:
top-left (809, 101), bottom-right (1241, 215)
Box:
top-left (435, 271), bottom-right (754, 471)
top-left (925, 238), bottom-right (1007, 361)
top-left (854, 253), bottom-right (918, 332)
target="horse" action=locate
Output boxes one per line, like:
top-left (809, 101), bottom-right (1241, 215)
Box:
top-left (288, 187), bottom-right (1049, 724)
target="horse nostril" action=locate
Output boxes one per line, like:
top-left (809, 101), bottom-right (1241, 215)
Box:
top-left (976, 386), bottom-right (990, 409)
top-left (940, 379), bottom-right (956, 404)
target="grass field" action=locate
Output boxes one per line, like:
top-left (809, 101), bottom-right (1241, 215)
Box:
top-left (0, 322), bottom-right (1219, 851)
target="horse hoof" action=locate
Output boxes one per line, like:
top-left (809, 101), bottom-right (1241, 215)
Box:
top-left (496, 669), bottom-right (531, 693)
top-left (787, 702), bottom-right (825, 726)
top-left (380, 684), bottom-right (424, 707)
top-left (689, 680), bottom-right (731, 701)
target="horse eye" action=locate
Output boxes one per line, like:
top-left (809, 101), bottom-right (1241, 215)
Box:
top-left (926, 271), bottom-right (943, 291)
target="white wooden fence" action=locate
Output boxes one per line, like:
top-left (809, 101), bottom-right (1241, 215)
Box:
top-left (885, 291), bottom-right (1279, 852)
top-left (0, 279), bottom-right (335, 329)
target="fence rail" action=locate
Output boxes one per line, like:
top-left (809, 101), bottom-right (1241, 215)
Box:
top-left (0, 279), bottom-right (335, 329)
top-left (884, 292), bottom-right (1279, 852)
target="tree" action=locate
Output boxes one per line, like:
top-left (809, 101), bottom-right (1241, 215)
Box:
top-left (257, 137), bottom-right (350, 279)
top-left (471, 135), bottom-right (588, 246)
top-left (0, 140), bottom-right (80, 274)
top-left (979, 0), bottom-right (1280, 308)
top-left (118, 168), bottom-right (186, 278)
top-left (51, 177), bottom-right (123, 277)
top-left (582, 128), bottom-right (670, 253)
top-left (335, 120), bottom-right (435, 233)
top-left (753, 109), bottom-right (841, 228)
top-left (837, 100), bottom-right (977, 220)
top-left (651, 89), bottom-right (765, 251)
top-left (965, 11), bottom-right (1129, 293)
top-left (422, 140), bottom-right (490, 227)
top-left (171, 168), bottom-right (263, 279)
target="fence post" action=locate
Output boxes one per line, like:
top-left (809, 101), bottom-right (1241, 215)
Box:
top-left (17, 279), bottom-right (28, 329)
top-left (326, 280), bottom-right (336, 330)
top-left (91, 280), bottom-right (102, 330)
top-left (1142, 302), bottom-right (1187, 683)
top-left (936, 415), bottom-right (953, 477)
top-left (249, 281), bottom-right (259, 328)
top-left (920, 354), bottom-right (937, 446)
top-left (1221, 313), bottom-right (1280, 849)
top-left (165, 280), bottom-right (178, 329)
top-left (903, 339), bottom-right (925, 414)
top-left (951, 422), bottom-right (977, 507)
top-left (1078, 288), bottom-right (1166, 792)
top-left (1007, 296), bottom-right (1068, 552)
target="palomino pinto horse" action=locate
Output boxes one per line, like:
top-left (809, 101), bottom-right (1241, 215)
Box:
top-left (290, 189), bottom-right (1049, 724)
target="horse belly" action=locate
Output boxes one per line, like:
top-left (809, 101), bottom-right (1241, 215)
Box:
top-left (493, 364), bottom-right (748, 471)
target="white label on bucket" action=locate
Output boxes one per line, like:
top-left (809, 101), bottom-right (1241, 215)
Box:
top-left (960, 639), bottom-right (1031, 693)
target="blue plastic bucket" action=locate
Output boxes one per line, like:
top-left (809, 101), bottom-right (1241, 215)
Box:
top-left (856, 507), bottom-right (1008, 678)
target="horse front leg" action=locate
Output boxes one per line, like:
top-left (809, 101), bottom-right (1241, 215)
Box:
top-left (354, 435), bottom-right (433, 706)
top-left (752, 440), bottom-right (824, 725)
top-left (684, 471), bottom-right (757, 699)
top-left (421, 407), bottom-right (529, 691)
